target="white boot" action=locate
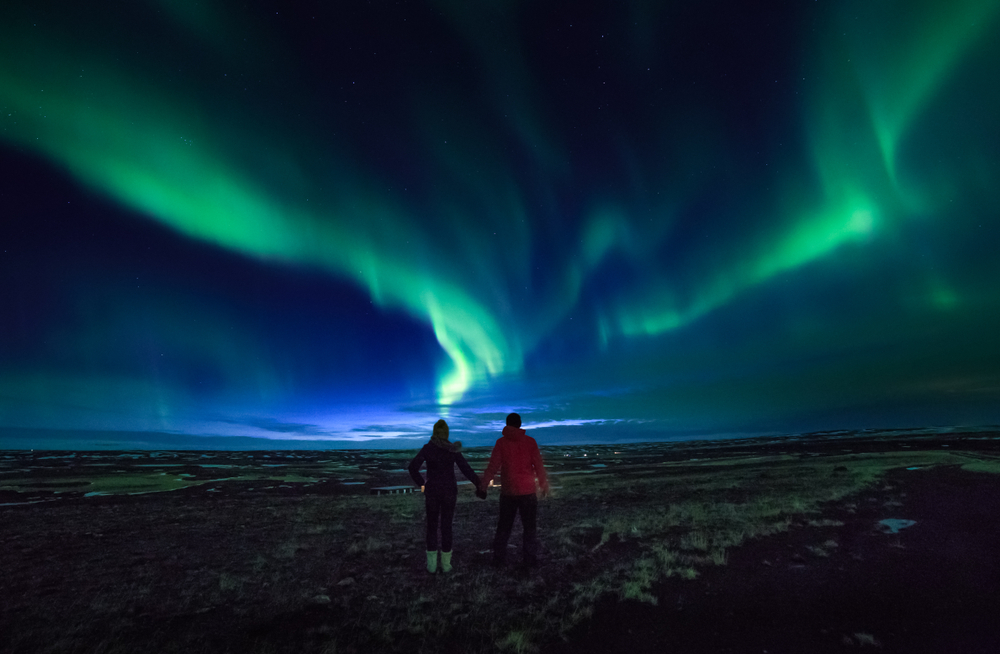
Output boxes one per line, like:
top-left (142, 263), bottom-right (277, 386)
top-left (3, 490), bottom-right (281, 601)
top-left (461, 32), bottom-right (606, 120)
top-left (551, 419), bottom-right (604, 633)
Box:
top-left (440, 551), bottom-right (453, 573)
top-left (426, 550), bottom-right (438, 574)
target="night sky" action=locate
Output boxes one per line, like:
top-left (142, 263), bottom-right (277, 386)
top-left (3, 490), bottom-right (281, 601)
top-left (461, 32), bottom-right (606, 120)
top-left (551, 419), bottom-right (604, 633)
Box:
top-left (2, 0), bottom-right (1000, 448)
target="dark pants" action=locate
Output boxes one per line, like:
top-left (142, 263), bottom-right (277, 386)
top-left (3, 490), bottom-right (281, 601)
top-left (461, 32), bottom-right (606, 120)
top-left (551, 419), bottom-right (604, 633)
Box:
top-left (493, 493), bottom-right (538, 566)
top-left (425, 490), bottom-right (457, 552)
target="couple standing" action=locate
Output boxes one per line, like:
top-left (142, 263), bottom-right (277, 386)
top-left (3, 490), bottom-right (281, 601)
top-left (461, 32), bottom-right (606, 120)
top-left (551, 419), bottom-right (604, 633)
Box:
top-left (407, 413), bottom-right (549, 574)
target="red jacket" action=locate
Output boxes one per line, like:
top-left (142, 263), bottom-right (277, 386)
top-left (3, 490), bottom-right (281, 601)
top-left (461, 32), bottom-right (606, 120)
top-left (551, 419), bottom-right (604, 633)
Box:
top-left (481, 426), bottom-right (549, 496)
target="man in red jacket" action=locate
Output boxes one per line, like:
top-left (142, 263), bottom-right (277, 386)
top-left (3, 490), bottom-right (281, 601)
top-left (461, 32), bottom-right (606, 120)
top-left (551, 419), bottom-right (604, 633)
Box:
top-left (480, 412), bottom-right (549, 569)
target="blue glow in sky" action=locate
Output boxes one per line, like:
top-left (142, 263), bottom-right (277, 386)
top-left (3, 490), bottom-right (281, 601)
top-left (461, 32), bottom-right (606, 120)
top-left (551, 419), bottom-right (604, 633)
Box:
top-left (2, 0), bottom-right (1000, 448)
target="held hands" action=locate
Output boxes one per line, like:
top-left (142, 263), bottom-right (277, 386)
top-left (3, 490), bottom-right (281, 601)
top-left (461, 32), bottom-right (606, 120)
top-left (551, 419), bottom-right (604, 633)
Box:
top-left (422, 483), bottom-right (486, 498)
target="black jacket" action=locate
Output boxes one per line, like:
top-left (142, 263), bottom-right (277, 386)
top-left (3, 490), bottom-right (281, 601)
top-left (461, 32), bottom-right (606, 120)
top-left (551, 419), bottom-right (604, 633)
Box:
top-left (408, 442), bottom-right (480, 495)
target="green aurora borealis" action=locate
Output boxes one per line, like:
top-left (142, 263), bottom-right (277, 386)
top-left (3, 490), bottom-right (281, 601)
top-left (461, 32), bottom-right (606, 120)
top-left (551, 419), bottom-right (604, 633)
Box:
top-left (2, 0), bottom-right (1000, 446)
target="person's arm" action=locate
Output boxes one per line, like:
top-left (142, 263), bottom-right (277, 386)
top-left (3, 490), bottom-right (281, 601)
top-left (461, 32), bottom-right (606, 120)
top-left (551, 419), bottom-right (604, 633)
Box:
top-left (408, 446), bottom-right (427, 488)
top-left (455, 451), bottom-right (481, 489)
top-left (480, 444), bottom-right (502, 493)
top-left (531, 440), bottom-right (549, 496)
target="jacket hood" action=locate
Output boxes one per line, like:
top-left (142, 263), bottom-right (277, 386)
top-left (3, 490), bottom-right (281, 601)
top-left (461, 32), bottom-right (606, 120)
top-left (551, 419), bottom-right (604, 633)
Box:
top-left (501, 425), bottom-right (527, 440)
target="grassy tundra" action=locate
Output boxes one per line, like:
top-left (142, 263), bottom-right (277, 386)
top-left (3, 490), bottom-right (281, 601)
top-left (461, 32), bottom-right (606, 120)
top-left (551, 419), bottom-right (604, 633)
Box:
top-left (2, 436), bottom-right (999, 653)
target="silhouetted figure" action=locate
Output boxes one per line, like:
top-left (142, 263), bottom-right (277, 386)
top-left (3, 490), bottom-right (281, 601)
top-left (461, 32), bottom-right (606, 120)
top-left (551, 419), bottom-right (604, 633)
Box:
top-left (408, 419), bottom-right (483, 574)
top-left (479, 413), bottom-right (549, 569)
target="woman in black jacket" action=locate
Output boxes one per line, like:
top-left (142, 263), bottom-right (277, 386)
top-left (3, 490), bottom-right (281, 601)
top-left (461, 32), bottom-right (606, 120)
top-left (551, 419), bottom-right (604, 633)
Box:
top-left (408, 419), bottom-right (483, 573)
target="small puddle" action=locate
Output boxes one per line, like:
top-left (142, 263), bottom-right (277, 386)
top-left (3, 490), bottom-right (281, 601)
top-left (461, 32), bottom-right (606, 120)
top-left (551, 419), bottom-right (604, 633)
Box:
top-left (878, 518), bottom-right (917, 534)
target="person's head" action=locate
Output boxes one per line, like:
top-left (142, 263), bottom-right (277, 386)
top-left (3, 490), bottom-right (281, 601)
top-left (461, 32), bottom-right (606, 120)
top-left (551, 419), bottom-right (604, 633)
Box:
top-left (505, 413), bottom-right (521, 428)
top-left (432, 419), bottom-right (449, 441)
